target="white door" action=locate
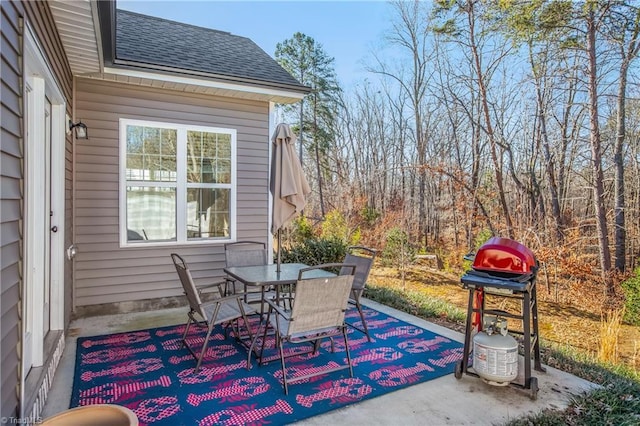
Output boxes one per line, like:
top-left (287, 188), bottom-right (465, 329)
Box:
top-left (23, 26), bottom-right (65, 376)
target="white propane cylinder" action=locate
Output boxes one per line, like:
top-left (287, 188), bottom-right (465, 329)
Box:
top-left (472, 331), bottom-right (518, 385)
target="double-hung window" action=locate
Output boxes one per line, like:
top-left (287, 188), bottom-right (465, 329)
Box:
top-left (120, 119), bottom-right (236, 245)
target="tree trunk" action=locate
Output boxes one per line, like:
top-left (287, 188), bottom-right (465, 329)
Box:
top-left (313, 94), bottom-right (325, 217)
top-left (612, 11), bottom-right (640, 272)
top-left (614, 58), bottom-right (629, 272)
top-left (299, 98), bottom-right (304, 163)
top-left (466, 1), bottom-right (513, 238)
top-left (530, 47), bottom-right (564, 242)
top-left (586, 8), bottom-right (614, 297)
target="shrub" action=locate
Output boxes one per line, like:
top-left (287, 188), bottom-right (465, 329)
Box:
top-left (436, 246), bottom-right (467, 273)
top-left (321, 210), bottom-right (349, 242)
top-left (622, 267), bottom-right (640, 326)
top-left (361, 205), bottom-right (380, 226)
top-left (279, 237), bottom-right (347, 266)
top-left (290, 215), bottom-right (315, 244)
top-left (381, 227), bottom-right (415, 267)
top-left (320, 209), bottom-right (360, 246)
top-left (474, 228), bottom-right (493, 250)
top-left (365, 284), bottom-right (466, 323)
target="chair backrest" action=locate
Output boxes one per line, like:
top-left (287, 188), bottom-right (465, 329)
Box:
top-left (340, 246), bottom-right (376, 291)
top-left (225, 241), bottom-right (268, 268)
top-left (288, 264), bottom-right (355, 336)
top-left (171, 253), bottom-right (207, 320)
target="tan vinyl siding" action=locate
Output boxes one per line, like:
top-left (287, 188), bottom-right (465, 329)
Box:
top-left (74, 78), bottom-right (270, 307)
top-left (1, 0), bottom-right (24, 417)
top-left (2, 0), bottom-right (74, 418)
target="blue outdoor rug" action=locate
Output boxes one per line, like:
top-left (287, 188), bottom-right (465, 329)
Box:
top-left (71, 306), bottom-right (463, 425)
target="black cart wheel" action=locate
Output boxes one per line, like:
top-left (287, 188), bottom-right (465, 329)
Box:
top-left (454, 360), bottom-right (463, 379)
top-left (528, 377), bottom-right (539, 400)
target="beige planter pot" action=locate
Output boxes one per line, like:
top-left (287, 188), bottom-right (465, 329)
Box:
top-left (41, 404), bottom-right (138, 426)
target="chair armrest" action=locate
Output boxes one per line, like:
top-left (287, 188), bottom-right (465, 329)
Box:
top-left (195, 280), bottom-right (227, 297)
top-left (200, 293), bottom-right (248, 307)
top-left (265, 298), bottom-right (291, 319)
top-left (197, 280), bottom-right (227, 290)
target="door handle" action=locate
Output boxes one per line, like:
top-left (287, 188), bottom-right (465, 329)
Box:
top-left (51, 226), bottom-right (58, 233)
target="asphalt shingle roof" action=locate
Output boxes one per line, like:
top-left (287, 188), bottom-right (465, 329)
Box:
top-left (115, 9), bottom-right (307, 91)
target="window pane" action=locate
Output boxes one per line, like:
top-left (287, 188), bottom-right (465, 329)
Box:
top-left (216, 133), bottom-right (231, 184)
top-left (186, 188), bottom-right (230, 239)
top-left (126, 125), bottom-right (176, 181)
top-left (127, 186), bottom-right (176, 242)
top-left (186, 131), bottom-right (203, 183)
top-left (186, 130), bottom-right (231, 184)
top-left (217, 159), bottom-right (231, 184)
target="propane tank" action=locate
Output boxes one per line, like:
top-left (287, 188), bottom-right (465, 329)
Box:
top-left (472, 317), bottom-right (518, 386)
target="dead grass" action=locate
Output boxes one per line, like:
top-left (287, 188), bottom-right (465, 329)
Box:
top-left (598, 308), bottom-right (624, 364)
top-left (368, 264), bottom-right (640, 371)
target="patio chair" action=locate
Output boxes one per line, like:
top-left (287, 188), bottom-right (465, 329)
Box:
top-left (255, 263), bottom-right (356, 394)
top-left (340, 246), bottom-right (377, 341)
top-left (171, 253), bottom-right (254, 373)
top-left (224, 241), bottom-right (275, 311)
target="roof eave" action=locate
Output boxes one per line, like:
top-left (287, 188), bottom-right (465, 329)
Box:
top-left (112, 59), bottom-right (311, 95)
top-left (49, 0), bottom-right (103, 75)
top-left (96, 0), bottom-right (115, 66)
top-left (93, 64), bottom-right (308, 104)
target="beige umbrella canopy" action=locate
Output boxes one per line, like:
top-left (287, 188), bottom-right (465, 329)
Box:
top-left (271, 123), bottom-right (311, 271)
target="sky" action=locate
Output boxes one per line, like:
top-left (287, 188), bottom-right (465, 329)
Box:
top-left (117, 0), bottom-right (394, 88)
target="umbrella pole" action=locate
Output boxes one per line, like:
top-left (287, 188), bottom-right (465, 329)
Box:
top-left (277, 229), bottom-right (282, 273)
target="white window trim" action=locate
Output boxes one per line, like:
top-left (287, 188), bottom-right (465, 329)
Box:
top-left (119, 118), bottom-right (237, 247)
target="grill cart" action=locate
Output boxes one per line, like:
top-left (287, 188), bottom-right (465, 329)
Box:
top-left (455, 237), bottom-right (545, 400)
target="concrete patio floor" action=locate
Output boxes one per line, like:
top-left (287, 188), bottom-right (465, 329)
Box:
top-left (41, 299), bottom-right (596, 425)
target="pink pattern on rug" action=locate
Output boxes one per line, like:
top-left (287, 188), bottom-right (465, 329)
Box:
top-left (350, 347), bottom-right (402, 366)
top-left (187, 377), bottom-right (270, 406)
top-left (81, 331), bottom-right (150, 348)
top-left (398, 335), bottom-right (450, 353)
top-left (198, 399), bottom-right (293, 426)
top-left (80, 358), bottom-right (163, 381)
top-left (79, 375), bottom-right (171, 405)
top-left (428, 347), bottom-right (464, 368)
top-left (295, 378), bottom-right (372, 408)
top-left (368, 362), bottom-right (435, 387)
top-left (81, 344), bottom-right (157, 365)
top-left (135, 396), bottom-right (180, 424)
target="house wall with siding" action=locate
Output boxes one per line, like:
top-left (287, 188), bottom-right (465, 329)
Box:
top-left (23, 0), bottom-right (75, 332)
top-left (74, 78), bottom-right (270, 308)
top-left (1, 0), bottom-right (73, 418)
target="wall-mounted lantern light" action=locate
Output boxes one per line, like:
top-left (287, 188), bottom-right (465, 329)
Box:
top-left (69, 120), bottom-right (89, 140)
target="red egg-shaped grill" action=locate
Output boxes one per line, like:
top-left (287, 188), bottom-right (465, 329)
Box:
top-left (472, 237), bottom-right (537, 276)
top-left (462, 237), bottom-right (538, 291)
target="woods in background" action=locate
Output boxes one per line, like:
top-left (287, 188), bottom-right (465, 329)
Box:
top-left (275, 0), bottom-right (640, 306)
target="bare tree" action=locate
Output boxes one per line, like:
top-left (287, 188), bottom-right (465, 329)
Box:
top-left (583, 2), bottom-right (614, 296)
top-left (433, 0), bottom-right (515, 238)
top-left (602, 3), bottom-right (640, 272)
top-left (368, 0), bottom-right (434, 248)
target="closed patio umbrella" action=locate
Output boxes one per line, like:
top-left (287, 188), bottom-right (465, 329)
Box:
top-left (271, 123), bottom-right (311, 272)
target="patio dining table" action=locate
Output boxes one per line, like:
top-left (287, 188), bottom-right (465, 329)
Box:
top-left (223, 262), bottom-right (336, 365)
top-left (224, 262), bottom-right (335, 289)
top-left (223, 262), bottom-right (336, 316)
